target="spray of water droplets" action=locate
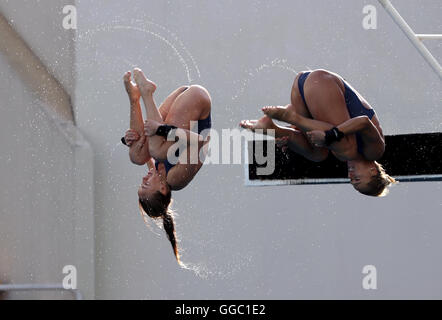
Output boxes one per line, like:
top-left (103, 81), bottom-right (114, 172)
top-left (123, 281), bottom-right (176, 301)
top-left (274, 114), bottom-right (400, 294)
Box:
top-left (178, 251), bottom-right (254, 280)
top-left (76, 18), bottom-right (200, 83)
top-left (231, 58), bottom-right (301, 101)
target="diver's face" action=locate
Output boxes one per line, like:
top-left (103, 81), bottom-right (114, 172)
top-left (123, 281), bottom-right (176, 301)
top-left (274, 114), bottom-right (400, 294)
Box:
top-left (137, 164), bottom-right (167, 200)
top-left (347, 161), bottom-right (377, 193)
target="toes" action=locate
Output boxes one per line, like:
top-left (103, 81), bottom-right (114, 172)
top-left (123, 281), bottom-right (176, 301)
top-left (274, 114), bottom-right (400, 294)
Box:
top-left (262, 109), bottom-right (272, 117)
top-left (132, 68), bottom-right (141, 79)
top-left (240, 120), bottom-right (256, 130)
top-left (262, 107), bottom-right (271, 113)
top-left (133, 68), bottom-right (145, 81)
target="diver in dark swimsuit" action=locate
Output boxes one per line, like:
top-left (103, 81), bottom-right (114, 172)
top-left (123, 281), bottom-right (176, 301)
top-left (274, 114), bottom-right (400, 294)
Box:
top-left (122, 68), bottom-right (211, 264)
top-left (151, 113), bottom-right (211, 176)
top-left (240, 69), bottom-right (395, 196)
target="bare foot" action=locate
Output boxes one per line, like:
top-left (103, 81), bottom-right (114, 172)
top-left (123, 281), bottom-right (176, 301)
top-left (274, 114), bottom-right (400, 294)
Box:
top-left (133, 68), bottom-right (157, 95)
top-left (239, 115), bottom-right (276, 132)
top-left (262, 105), bottom-right (293, 122)
top-left (123, 71), bottom-right (140, 104)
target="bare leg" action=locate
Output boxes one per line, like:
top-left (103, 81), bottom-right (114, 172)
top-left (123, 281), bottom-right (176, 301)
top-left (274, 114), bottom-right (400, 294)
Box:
top-left (240, 116), bottom-right (328, 162)
top-left (158, 86), bottom-right (189, 120)
top-left (123, 71), bottom-right (144, 134)
top-left (303, 70), bottom-right (350, 126)
top-left (259, 73), bottom-right (311, 125)
top-left (240, 115), bottom-right (290, 138)
top-left (262, 104), bottom-right (336, 132)
top-left (164, 85), bottom-right (211, 130)
top-left (262, 70), bottom-right (353, 132)
top-left (301, 70), bottom-right (358, 156)
top-left (133, 68), bottom-right (164, 124)
top-left (123, 71), bottom-right (150, 164)
top-left (131, 68), bottom-right (169, 160)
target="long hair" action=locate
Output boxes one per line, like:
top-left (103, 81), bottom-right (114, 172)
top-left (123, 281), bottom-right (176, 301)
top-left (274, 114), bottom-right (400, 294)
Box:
top-left (360, 161), bottom-right (397, 197)
top-left (138, 190), bottom-right (181, 265)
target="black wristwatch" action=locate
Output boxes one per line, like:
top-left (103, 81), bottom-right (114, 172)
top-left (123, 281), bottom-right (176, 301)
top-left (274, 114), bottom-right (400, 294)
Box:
top-left (156, 124), bottom-right (178, 137)
top-left (324, 127), bottom-right (344, 146)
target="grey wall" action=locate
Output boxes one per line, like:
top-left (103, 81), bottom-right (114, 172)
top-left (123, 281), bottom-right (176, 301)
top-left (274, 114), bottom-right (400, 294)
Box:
top-left (0, 0), bottom-right (94, 299)
top-left (0, 0), bottom-right (76, 97)
top-left (1, 0), bottom-right (441, 299)
top-left (0, 54), bottom-right (94, 299)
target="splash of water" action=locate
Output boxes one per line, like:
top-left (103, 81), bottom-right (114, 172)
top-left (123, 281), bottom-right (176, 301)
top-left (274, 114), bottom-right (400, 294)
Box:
top-left (178, 249), bottom-right (254, 280)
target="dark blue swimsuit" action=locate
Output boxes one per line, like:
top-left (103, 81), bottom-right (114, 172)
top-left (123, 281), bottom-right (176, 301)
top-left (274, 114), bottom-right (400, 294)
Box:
top-left (298, 72), bottom-right (375, 155)
top-left (154, 113), bottom-right (212, 174)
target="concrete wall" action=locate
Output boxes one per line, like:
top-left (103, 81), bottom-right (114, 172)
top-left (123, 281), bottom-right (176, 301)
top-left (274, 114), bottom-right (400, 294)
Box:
top-left (1, 0), bottom-right (441, 299)
top-left (0, 0), bottom-right (94, 299)
top-left (0, 0), bottom-right (76, 97)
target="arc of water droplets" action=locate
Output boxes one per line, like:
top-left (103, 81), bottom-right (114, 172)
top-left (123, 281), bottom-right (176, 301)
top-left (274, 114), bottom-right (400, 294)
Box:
top-left (137, 18), bottom-right (201, 80)
top-left (113, 25), bottom-right (192, 83)
top-left (232, 58), bottom-right (299, 101)
top-left (78, 23), bottom-right (197, 83)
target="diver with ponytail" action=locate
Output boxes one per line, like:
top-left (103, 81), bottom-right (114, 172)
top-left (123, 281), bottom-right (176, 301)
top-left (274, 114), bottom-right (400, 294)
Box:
top-left (137, 160), bottom-right (181, 264)
top-left (122, 68), bottom-right (211, 264)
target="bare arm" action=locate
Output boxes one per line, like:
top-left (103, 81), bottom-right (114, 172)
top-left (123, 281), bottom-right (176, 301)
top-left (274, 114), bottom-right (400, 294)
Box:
top-left (128, 134), bottom-right (151, 165)
top-left (123, 71), bottom-right (152, 165)
top-left (274, 124), bottom-right (329, 162)
top-left (288, 112), bottom-right (335, 132)
top-left (338, 116), bottom-right (385, 160)
top-left (307, 116), bottom-right (385, 160)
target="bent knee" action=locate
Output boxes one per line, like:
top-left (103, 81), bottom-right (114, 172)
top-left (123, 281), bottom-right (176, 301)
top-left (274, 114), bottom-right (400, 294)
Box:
top-left (187, 85), bottom-right (211, 102)
top-left (304, 69), bottom-right (344, 97)
top-left (187, 85), bottom-right (211, 116)
top-left (307, 69), bottom-right (337, 83)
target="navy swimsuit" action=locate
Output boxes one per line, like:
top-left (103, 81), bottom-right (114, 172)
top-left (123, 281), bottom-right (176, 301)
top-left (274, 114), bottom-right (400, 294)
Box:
top-left (154, 113), bottom-right (212, 175)
top-left (298, 72), bottom-right (375, 154)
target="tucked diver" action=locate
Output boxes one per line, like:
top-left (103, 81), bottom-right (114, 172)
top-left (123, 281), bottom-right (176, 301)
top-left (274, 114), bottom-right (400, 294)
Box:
top-left (123, 68), bottom-right (211, 264)
top-left (240, 69), bottom-right (395, 196)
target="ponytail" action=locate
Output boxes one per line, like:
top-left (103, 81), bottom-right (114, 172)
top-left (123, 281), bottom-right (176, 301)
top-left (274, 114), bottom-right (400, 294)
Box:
top-left (139, 191), bottom-right (181, 264)
top-left (162, 210), bottom-right (181, 265)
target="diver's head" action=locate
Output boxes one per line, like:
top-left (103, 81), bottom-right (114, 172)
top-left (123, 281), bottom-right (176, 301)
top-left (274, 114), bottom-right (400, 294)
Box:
top-left (138, 163), bottom-right (180, 264)
top-left (137, 163), bottom-right (169, 201)
top-left (347, 159), bottom-right (396, 196)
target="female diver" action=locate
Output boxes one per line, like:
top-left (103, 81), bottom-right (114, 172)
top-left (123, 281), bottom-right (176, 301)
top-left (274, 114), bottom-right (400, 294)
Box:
top-left (240, 69), bottom-right (396, 196)
top-left (123, 68), bottom-right (211, 264)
